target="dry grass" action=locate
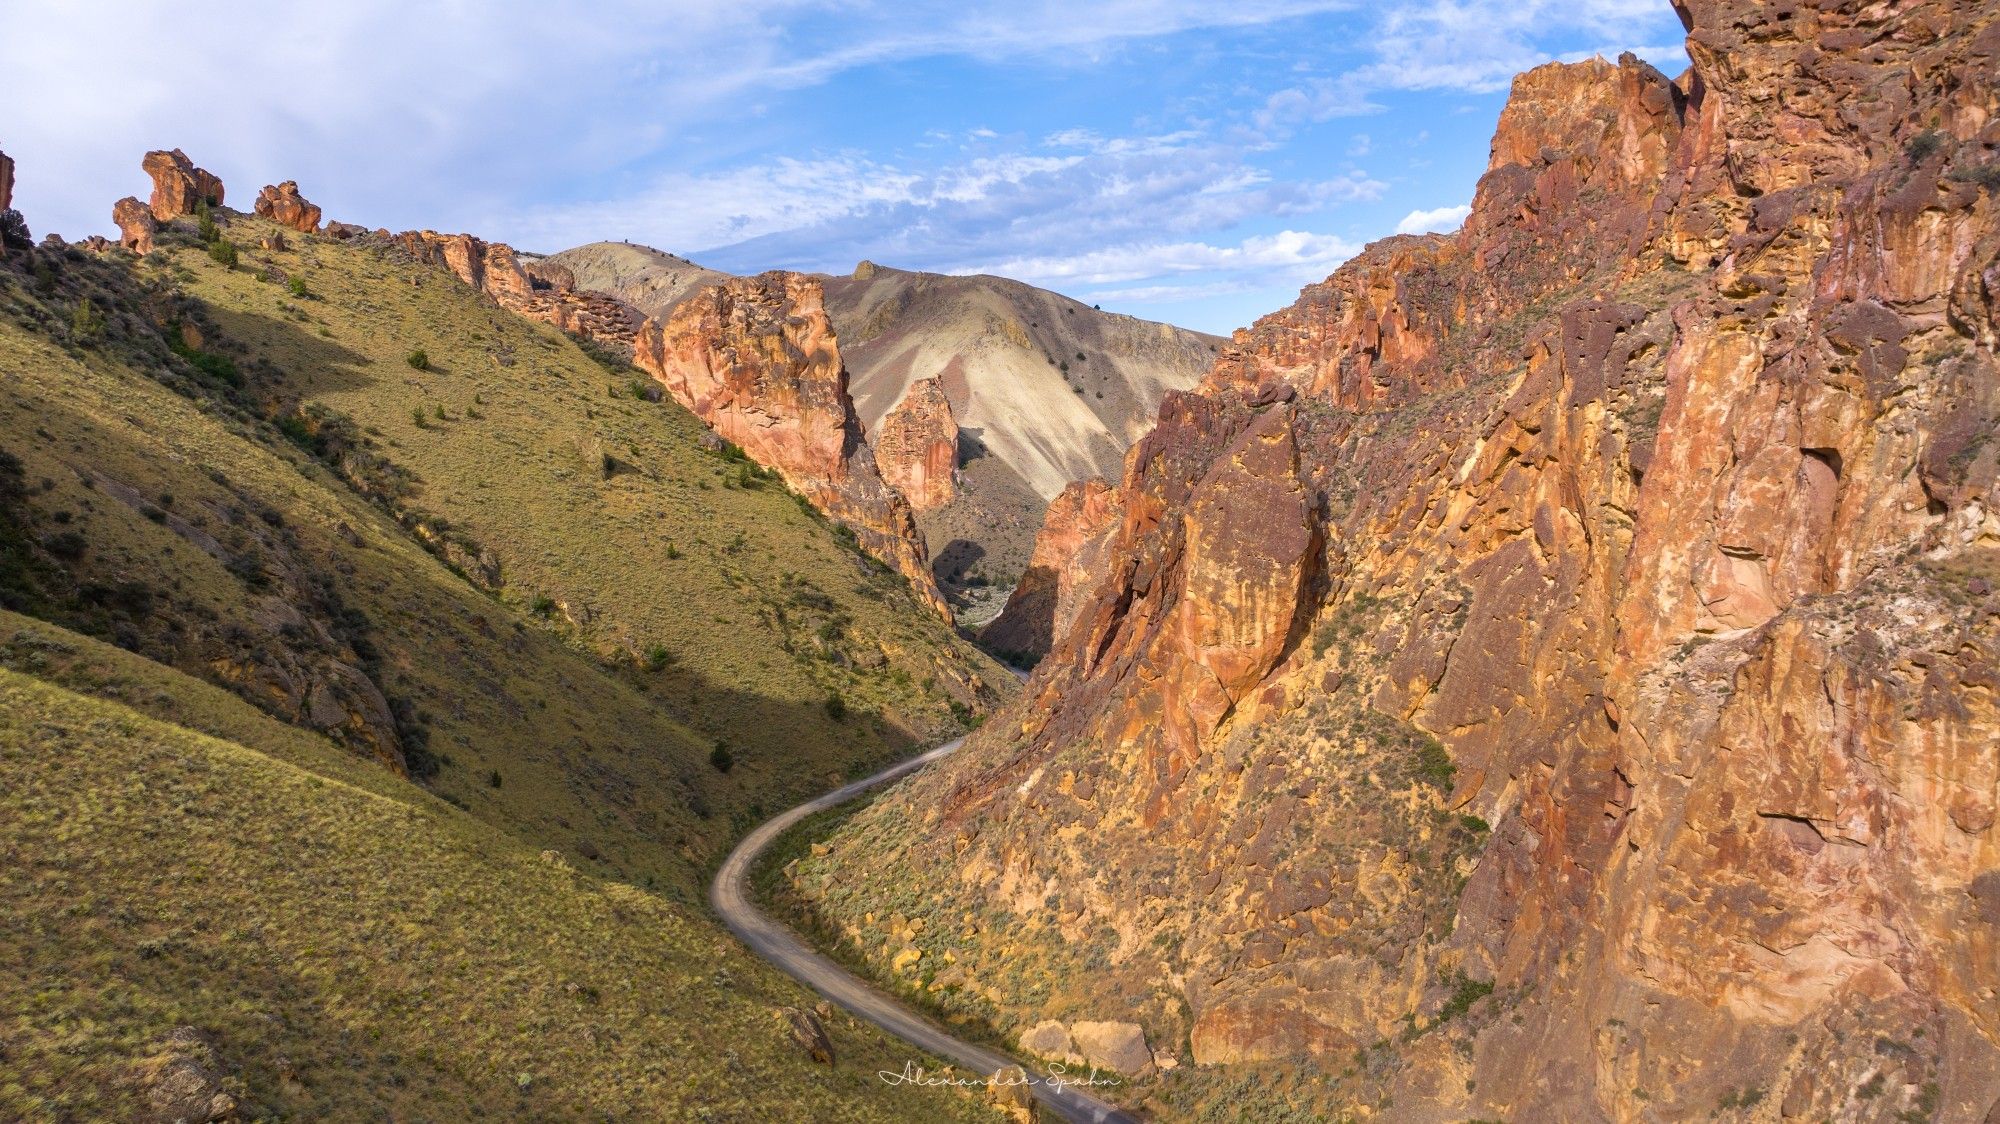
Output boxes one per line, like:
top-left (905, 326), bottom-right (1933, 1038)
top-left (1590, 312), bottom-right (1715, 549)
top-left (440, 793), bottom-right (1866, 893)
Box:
top-left (0, 618), bottom-right (996, 1122)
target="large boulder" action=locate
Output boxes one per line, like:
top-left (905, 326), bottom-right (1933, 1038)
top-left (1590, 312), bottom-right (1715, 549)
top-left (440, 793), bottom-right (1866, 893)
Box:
top-left (112, 197), bottom-right (157, 255)
top-left (253, 181), bottom-right (322, 233)
top-left (985, 1065), bottom-right (1040, 1122)
top-left (142, 149), bottom-right (224, 221)
top-left (1070, 1020), bottom-right (1154, 1078)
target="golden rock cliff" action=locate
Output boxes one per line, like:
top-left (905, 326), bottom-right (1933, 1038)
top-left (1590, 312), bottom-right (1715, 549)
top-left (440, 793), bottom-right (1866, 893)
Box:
top-left (799, 2), bottom-right (2000, 1119)
top-left (632, 272), bottom-right (950, 616)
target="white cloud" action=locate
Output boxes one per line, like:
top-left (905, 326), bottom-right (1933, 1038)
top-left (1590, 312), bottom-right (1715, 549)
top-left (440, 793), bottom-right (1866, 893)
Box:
top-left (975, 229), bottom-right (1362, 287)
top-left (1395, 203), bottom-right (1471, 234)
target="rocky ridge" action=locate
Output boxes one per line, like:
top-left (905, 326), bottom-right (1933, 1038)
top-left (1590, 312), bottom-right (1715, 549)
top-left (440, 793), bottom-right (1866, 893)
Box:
top-left (631, 272), bottom-right (950, 616)
top-left (797, 3), bottom-right (2000, 1120)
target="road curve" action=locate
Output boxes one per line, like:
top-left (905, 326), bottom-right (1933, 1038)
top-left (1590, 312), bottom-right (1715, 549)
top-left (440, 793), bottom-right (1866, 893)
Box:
top-left (711, 737), bottom-right (1143, 1124)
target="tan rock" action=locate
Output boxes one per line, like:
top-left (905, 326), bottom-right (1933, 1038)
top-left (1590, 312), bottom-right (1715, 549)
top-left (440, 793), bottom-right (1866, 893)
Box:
top-left (775, 1006), bottom-right (834, 1065)
top-left (130, 1027), bottom-right (237, 1123)
top-left (985, 1065), bottom-right (1039, 1122)
top-left (1018, 1020), bottom-right (1078, 1063)
top-left (112, 197), bottom-right (158, 254)
top-left (1070, 1020), bottom-right (1153, 1078)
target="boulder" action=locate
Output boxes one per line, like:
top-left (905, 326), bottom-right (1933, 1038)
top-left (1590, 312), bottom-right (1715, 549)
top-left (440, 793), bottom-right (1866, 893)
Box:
top-left (112, 197), bottom-right (157, 255)
top-left (130, 1027), bottom-right (237, 1123)
top-left (1070, 1020), bottom-right (1154, 1077)
top-left (141, 149), bottom-right (223, 221)
top-left (985, 1065), bottom-right (1040, 1122)
top-left (1018, 1020), bottom-right (1079, 1063)
top-left (253, 181), bottom-right (322, 233)
top-left (775, 1005), bottom-right (834, 1065)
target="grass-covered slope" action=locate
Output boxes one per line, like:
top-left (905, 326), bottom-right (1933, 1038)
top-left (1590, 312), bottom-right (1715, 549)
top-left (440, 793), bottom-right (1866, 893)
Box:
top-left (0, 215), bottom-right (1014, 1119)
top-left (0, 612), bottom-right (993, 1122)
top-left (0, 214), bottom-right (1009, 892)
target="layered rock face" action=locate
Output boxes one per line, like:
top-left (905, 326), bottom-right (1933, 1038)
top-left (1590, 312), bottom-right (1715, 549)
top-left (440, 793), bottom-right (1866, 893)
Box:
top-left (803, 4), bottom-right (2000, 1120)
top-left (874, 377), bottom-right (959, 512)
top-left (390, 230), bottom-right (643, 344)
top-left (631, 273), bottom-right (949, 616)
top-left (253, 181), bottom-right (322, 233)
top-left (141, 149), bottom-right (223, 221)
top-left (977, 477), bottom-right (1118, 659)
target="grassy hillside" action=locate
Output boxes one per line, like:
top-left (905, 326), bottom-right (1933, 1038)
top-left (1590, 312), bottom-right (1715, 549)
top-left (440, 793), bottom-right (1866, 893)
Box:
top-left (0, 215), bottom-right (1014, 1118)
top-left (0, 612), bottom-right (994, 1122)
top-left (0, 213), bottom-right (1009, 891)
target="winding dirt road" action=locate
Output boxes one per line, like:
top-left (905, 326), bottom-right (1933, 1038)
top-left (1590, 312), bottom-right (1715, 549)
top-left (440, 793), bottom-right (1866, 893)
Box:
top-left (711, 737), bottom-right (1142, 1124)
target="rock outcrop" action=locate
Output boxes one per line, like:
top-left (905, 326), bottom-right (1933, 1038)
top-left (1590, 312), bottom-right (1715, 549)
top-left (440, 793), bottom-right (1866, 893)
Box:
top-left (390, 230), bottom-right (644, 345)
top-left (978, 477), bottom-right (1118, 661)
top-left (141, 149), bottom-right (223, 221)
top-left (0, 146), bottom-right (13, 213)
top-left (129, 1027), bottom-right (237, 1123)
top-left (253, 181), bottom-right (321, 233)
top-left (873, 377), bottom-right (958, 512)
top-left (112, 197), bottom-right (157, 255)
top-left (632, 273), bottom-right (949, 617)
top-left (799, 4), bottom-right (2000, 1120)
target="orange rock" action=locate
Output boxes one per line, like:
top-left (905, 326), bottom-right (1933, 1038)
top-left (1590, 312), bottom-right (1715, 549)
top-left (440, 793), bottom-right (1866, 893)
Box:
top-left (112, 196), bottom-right (157, 255)
top-left (632, 273), bottom-right (949, 617)
top-left (253, 181), bottom-right (322, 233)
top-left (874, 377), bottom-right (958, 512)
top-left (979, 477), bottom-right (1118, 659)
top-left (141, 149), bottom-right (223, 221)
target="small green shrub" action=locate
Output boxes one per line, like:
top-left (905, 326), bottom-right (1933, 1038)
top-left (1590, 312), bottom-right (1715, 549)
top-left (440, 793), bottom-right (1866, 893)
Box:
top-left (207, 239), bottom-right (238, 268)
top-left (288, 276), bottom-right (309, 298)
top-left (709, 742), bottom-right (734, 773)
top-left (405, 349), bottom-right (430, 371)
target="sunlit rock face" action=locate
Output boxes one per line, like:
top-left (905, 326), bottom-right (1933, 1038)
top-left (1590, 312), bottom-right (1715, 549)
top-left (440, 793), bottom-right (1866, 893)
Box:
top-left (632, 272), bottom-right (948, 616)
top-left (801, 3), bottom-right (2000, 1119)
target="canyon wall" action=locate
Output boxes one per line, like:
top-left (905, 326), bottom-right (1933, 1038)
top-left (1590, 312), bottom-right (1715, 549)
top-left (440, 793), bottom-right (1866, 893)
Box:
top-left (632, 273), bottom-right (950, 616)
top-left (799, 3), bottom-right (2000, 1119)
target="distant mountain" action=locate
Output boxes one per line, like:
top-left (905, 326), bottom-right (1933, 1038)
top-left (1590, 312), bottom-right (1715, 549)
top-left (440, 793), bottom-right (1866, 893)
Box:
top-left (545, 245), bottom-right (1222, 626)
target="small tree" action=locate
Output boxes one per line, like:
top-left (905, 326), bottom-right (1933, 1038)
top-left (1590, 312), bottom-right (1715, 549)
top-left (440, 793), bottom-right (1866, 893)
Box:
top-left (69, 298), bottom-right (106, 343)
top-left (405, 349), bottom-right (430, 370)
top-left (709, 742), bottom-right (734, 773)
top-left (207, 239), bottom-right (238, 268)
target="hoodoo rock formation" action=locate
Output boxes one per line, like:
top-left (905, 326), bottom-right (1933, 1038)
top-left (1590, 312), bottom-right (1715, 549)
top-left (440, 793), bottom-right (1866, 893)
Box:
top-left (141, 149), bottom-right (223, 221)
top-left (111, 197), bottom-right (156, 255)
top-left (797, 2), bottom-right (2000, 1120)
top-left (253, 181), bottom-right (322, 233)
top-left (0, 146), bottom-right (13, 213)
top-left (873, 377), bottom-right (959, 513)
top-left (632, 273), bottom-right (949, 617)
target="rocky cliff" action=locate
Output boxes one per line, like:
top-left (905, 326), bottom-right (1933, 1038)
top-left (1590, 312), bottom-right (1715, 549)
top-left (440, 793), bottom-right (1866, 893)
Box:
top-left (631, 272), bottom-right (950, 616)
top-left (254, 180), bottom-right (322, 233)
top-left (388, 230), bottom-right (644, 345)
top-left (797, 3), bottom-right (2000, 1120)
top-left (875, 377), bottom-right (959, 513)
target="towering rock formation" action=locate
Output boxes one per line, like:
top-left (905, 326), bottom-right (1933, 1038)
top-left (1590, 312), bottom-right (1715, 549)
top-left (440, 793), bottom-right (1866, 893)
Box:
top-left (799, 3), bottom-right (2000, 1120)
top-left (874, 377), bottom-right (959, 512)
top-left (0, 146), bottom-right (14, 212)
top-left (141, 149), bottom-right (223, 221)
top-left (631, 273), bottom-right (950, 617)
top-left (253, 181), bottom-right (322, 233)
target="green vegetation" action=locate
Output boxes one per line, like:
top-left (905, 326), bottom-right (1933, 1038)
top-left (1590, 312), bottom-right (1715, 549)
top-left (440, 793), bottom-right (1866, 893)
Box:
top-left (404, 347), bottom-right (429, 370)
top-left (0, 209), bottom-right (1012, 1121)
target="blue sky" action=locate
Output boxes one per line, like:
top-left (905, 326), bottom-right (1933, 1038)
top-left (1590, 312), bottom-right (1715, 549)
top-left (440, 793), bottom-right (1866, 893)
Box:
top-left (5, 2), bottom-right (1688, 334)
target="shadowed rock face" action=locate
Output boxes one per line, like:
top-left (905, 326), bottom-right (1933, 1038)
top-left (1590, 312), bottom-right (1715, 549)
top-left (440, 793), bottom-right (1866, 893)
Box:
top-left (805, 3), bottom-right (2000, 1118)
top-left (0, 146), bottom-right (13, 212)
top-left (631, 272), bottom-right (949, 617)
top-left (112, 197), bottom-right (156, 255)
top-left (141, 149), bottom-right (223, 221)
top-left (977, 477), bottom-right (1118, 660)
top-left (875, 377), bottom-right (959, 513)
